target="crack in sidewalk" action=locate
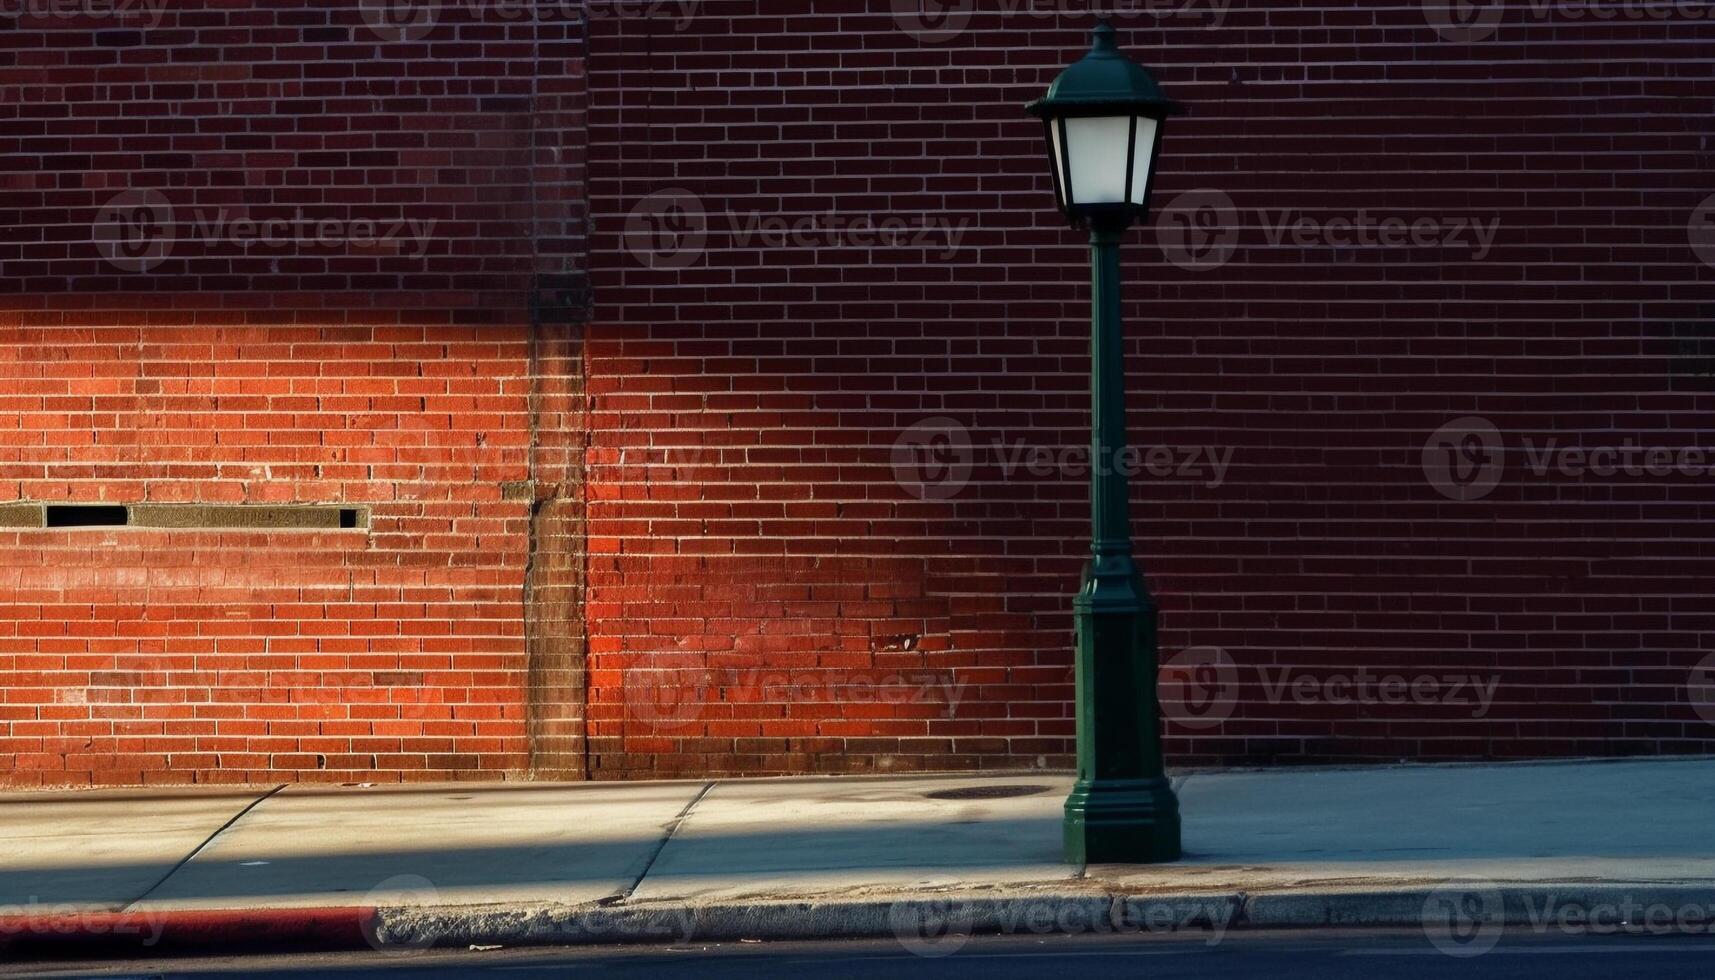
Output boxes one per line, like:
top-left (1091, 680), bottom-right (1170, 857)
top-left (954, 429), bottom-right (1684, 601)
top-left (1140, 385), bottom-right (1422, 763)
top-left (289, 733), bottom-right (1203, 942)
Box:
top-left (121, 784), bottom-right (286, 913)
top-left (607, 780), bottom-right (716, 905)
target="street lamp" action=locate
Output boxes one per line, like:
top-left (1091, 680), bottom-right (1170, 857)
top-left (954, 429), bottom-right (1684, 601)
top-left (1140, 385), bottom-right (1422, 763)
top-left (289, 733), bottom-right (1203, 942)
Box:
top-left (1028, 21), bottom-right (1184, 865)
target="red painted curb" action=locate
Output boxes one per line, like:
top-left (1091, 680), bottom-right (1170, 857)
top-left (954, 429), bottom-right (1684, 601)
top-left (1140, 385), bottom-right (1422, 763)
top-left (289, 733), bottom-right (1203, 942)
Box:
top-left (0, 907), bottom-right (378, 957)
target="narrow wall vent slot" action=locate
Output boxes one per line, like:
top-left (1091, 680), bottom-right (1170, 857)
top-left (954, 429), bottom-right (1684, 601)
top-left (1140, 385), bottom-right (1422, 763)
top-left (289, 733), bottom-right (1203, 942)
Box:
top-left (26, 504), bottom-right (368, 531)
top-left (45, 505), bottom-right (130, 528)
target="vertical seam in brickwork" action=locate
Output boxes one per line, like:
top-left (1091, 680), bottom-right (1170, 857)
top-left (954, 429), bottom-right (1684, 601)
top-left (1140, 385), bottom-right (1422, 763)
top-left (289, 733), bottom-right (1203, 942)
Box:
top-left (579, 322), bottom-right (595, 780)
top-left (525, 4), bottom-right (545, 779)
top-left (523, 5), bottom-right (591, 781)
top-left (573, 6), bottom-right (594, 781)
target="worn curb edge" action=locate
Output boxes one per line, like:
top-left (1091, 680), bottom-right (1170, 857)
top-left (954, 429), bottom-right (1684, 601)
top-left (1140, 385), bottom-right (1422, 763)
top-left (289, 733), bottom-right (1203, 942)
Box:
top-left (377, 883), bottom-right (1715, 948)
top-left (0, 907), bottom-right (377, 956)
top-left (10, 884), bottom-right (1715, 957)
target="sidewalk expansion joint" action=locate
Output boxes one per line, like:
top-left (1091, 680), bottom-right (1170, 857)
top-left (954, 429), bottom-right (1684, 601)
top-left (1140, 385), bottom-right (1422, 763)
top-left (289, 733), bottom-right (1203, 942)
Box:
top-left (612, 779), bottom-right (716, 903)
top-left (121, 784), bottom-right (286, 912)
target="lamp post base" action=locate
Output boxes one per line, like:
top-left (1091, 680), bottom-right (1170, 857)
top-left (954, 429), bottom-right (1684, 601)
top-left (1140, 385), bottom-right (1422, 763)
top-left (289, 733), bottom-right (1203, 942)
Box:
top-left (1063, 775), bottom-right (1182, 864)
top-left (1061, 557), bottom-right (1182, 865)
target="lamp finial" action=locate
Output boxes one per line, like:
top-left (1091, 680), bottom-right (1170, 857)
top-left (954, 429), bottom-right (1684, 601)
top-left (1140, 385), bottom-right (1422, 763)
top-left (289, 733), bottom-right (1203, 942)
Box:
top-left (1090, 21), bottom-right (1119, 55)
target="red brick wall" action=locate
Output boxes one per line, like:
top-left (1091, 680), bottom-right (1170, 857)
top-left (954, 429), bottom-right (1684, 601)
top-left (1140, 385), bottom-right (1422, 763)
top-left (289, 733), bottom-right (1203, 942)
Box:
top-left (0, 312), bottom-right (536, 786)
top-left (6, 1), bottom-right (1715, 786)
top-left (583, 0), bottom-right (1715, 776)
top-left (0, 3), bottom-right (586, 786)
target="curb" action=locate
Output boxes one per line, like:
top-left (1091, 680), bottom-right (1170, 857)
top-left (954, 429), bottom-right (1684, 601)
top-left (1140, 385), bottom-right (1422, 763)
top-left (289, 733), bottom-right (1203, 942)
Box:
top-left (377, 882), bottom-right (1715, 949)
top-left (0, 907), bottom-right (377, 957)
top-left (9, 883), bottom-right (1715, 958)
top-left (377, 894), bottom-right (1232, 948)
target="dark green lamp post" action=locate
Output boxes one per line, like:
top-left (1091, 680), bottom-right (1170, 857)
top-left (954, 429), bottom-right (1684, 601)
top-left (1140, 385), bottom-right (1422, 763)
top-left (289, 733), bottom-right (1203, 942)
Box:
top-left (1028, 22), bottom-right (1184, 865)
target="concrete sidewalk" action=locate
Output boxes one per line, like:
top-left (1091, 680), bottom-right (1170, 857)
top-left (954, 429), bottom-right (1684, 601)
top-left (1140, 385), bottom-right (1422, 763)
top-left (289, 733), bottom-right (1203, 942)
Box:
top-left (4, 757), bottom-right (1715, 953)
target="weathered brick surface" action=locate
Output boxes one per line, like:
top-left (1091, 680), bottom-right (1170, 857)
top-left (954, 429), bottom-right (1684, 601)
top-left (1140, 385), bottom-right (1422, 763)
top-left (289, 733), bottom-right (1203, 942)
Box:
top-left (0, 2), bottom-right (586, 786)
top-left (582, 0), bottom-right (1715, 776)
top-left (0, 1), bottom-right (552, 300)
top-left (5, 1), bottom-right (1715, 785)
top-left (0, 312), bottom-right (536, 786)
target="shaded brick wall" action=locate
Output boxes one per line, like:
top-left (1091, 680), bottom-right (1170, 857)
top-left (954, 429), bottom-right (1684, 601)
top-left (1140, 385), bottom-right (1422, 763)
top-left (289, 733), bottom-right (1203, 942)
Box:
top-left (0, 0), bottom-right (541, 299)
top-left (584, 0), bottom-right (1715, 776)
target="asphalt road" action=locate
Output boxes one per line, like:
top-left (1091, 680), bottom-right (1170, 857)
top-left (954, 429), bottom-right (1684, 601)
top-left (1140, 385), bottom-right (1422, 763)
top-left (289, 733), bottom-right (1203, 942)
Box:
top-left (3, 929), bottom-right (1713, 980)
